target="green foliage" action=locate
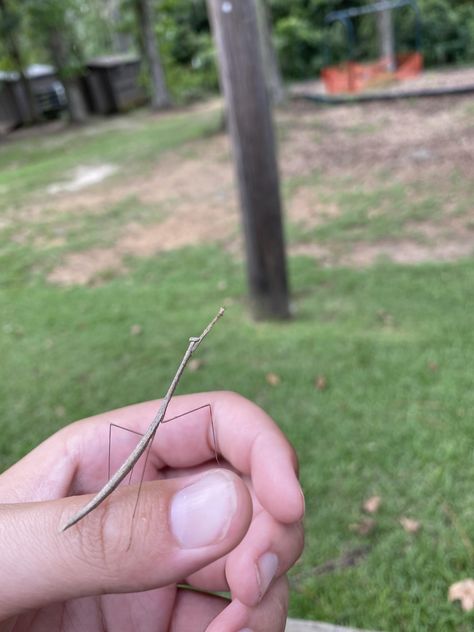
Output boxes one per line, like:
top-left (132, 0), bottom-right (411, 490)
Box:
top-left (273, 16), bottom-right (322, 78)
top-left (269, 0), bottom-right (474, 78)
top-left (418, 0), bottom-right (474, 65)
top-left (26, 0), bottom-right (85, 76)
top-left (133, 0), bottom-right (474, 89)
top-left (117, 0), bottom-right (217, 103)
top-left (154, 0), bottom-right (218, 102)
top-left (2, 0), bottom-right (474, 107)
top-left (0, 0), bottom-right (21, 38)
top-left (0, 0), bottom-right (27, 70)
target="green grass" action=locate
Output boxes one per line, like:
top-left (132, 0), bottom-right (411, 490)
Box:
top-left (284, 173), bottom-right (474, 248)
top-left (1, 108), bottom-right (473, 631)
top-left (1, 248), bottom-right (473, 631)
top-left (0, 108), bottom-right (221, 207)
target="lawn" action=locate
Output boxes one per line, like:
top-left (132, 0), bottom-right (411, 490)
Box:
top-left (0, 98), bottom-right (473, 631)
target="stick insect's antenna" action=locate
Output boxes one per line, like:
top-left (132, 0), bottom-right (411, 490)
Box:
top-left (61, 307), bottom-right (225, 532)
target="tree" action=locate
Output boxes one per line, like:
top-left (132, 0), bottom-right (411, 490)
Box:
top-left (27, 0), bottom-right (87, 124)
top-left (134, 0), bottom-right (171, 110)
top-left (0, 0), bottom-right (39, 123)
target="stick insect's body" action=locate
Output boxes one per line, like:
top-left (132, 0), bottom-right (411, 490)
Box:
top-left (61, 308), bottom-right (224, 532)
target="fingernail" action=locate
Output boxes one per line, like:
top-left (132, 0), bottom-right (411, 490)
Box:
top-left (170, 471), bottom-right (237, 549)
top-left (256, 552), bottom-right (279, 599)
top-left (300, 486), bottom-right (306, 516)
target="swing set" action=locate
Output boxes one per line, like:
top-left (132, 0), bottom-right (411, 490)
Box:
top-left (322, 0), bottom-right (423, 94)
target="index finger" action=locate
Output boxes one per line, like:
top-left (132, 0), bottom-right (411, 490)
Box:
top-left (1, 392), bottom-right (304, 525)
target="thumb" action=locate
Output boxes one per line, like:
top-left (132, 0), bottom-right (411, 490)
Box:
top-left (0, 470), bottom-right (251, 619)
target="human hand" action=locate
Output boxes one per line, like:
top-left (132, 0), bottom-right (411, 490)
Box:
top-left (0, 392), bottom-right (304, 631)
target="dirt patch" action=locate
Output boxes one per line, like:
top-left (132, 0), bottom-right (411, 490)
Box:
top-left (12, 80), bottom-right (472, 285)
top-left (47, 206), bottom-right (236, 286)
top-left (47, 249), bottom-right (125, 286)
top-left (291, 237), bottom-right (474, 267)
top-left (290, 224), bottom-right (474, 268)
top-left (279, 96), bottom-right (474, 187)
top-left (343, 237), bottom-right (474, 267)
top-left (46, 136), bottom-right (238, 285)
top-left (287, 186), bottom-right (340, 228)
top-left (47, 164), bottom-right (118, 194)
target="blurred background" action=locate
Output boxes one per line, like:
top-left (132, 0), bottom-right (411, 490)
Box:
top-left (0, 1), bottom-right (473, 630)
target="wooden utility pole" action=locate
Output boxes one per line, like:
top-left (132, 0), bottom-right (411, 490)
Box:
top-left (207, 0), bottom-right (290, 320)
top-left (377, 8), bottom-right (396, 72)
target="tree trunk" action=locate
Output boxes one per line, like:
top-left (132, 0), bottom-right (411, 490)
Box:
top-left (254, 0), bottom-right (285, 105)
top-left (49, 29), bottom-right (87, 124)
top-left (62, 78), bottom-right (88, 124)
top-left (135, 0), bottom-right (171, 110)
top-left (0, 0), bottom-right (39, 123)
top-left (104, 0), bottom-right (134, 53)
top-left (14, 62), bottom-right (38, 125)
top-left (377, 8), bottom-right (396, 72)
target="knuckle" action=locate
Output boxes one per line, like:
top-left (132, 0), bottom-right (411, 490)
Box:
top-left (271, 575), bottom-right (290, 630)
top-left (79, 504), bottom-right (121, 572)
top-left (64, 495), bottom-right (135, 580)
top-left (220, 390), bottom-right (247, 405)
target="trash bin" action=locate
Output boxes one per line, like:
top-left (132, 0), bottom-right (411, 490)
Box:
top-left (85, 54), bottom-right (146, 115)
top-left (0, 64), bottom-right (66, 131)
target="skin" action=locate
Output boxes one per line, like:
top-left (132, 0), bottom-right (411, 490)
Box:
top-left (0, 391), bottom-right (304, 632)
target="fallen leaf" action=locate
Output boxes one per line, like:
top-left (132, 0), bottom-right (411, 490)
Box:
top-left (363, 495), bottom-right (381, 514)
top-left (376, 309), bottom-right (394, 326)
top-left (448, 578), bottom-right (474, 612)
top-left (349, 518), bottom-right (376, 535)
top-left (188, 358), bottom-right (204, 372)
top-left (315, 375), bottom-right (327, 390)
top-left (130, 324), bottom-right (142, 336)
top-left (400, 517), bottom-right (421, 533)
top-left (3, 323), bottom-right (24, 337)
top-left (428, 361), bottom-right (439, 372)
top-left (54, 405), bottom-right (66, 418)
top-left (266, 372), bottom-right (281, 386)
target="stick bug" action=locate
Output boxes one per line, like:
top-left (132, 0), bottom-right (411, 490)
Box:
top-left (61, 307), bottom-right (224, 532)
top-left (106, 403), bottom-right (219, 526)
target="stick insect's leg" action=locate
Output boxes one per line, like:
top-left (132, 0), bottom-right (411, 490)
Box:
top-left (130, 435), bottom-right (155, 526)
top-left (162, 403), bottom-right (219, 463)
top-left (108, 405), bottom-right (218, 550)
top-left (108, 422), bottom-right (153, 550)
top-left (108, 423), bottom-right (143, 486)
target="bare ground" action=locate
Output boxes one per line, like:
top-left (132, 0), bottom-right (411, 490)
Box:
top-left (9, 82), bottom-right (474, 286)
